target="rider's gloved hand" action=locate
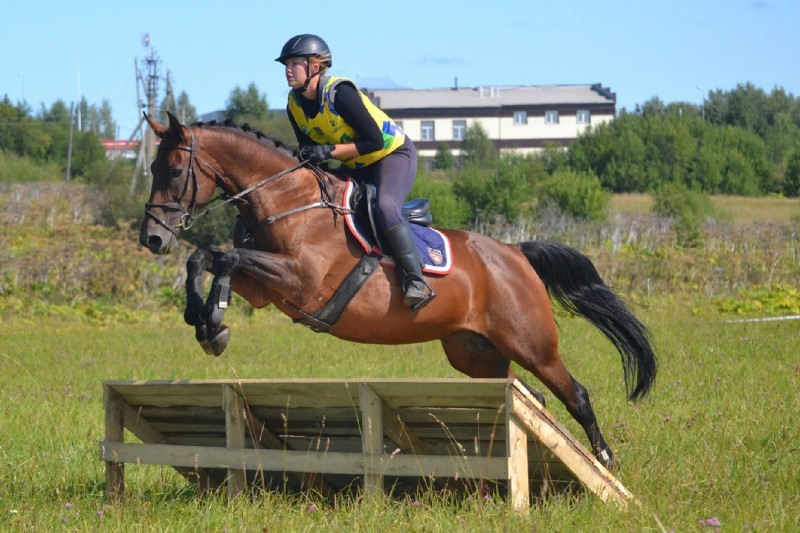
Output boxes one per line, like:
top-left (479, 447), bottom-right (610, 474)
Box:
top-left (299, 144), bottom-right (334, 164)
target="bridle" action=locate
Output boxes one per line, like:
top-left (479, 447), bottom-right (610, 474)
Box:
top-left (144, 125), bottom-right (347, 238)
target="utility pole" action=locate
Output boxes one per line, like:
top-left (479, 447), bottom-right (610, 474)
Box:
top-left (65, 102), bottom-right (74, 181)
top-left (130, 32), bottom-right (161, 197)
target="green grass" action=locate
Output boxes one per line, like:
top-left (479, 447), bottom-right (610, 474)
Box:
top-left (2, 182), bottom-right (799, 530)
top-left (610, 192), bottom-right (800, 224)
top-left (1, 300), bottom-right (798, 531)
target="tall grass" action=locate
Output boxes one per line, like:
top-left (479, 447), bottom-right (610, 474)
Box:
top-left (1, 300), bottom-right (798, 531)
top-left (1, 182), bottom-right (799, 531)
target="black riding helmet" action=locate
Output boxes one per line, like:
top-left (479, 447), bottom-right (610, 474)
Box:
top-left (275, 34), bottom-right (332, 67)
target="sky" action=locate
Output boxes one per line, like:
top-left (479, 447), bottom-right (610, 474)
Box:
top-left (2, 0), bottom-right (798, 141)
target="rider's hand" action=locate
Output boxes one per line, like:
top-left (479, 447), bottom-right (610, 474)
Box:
top-left (299, 144), bottom-right (334, 164)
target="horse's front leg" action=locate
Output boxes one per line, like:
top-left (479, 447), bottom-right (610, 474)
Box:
top-left (185, 248), bottom-right (224, 355)
top-left (196, 250), bottom-right (241, 356)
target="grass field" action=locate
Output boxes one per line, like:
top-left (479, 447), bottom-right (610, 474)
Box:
top-left (611, 193), bottom-right (800, 224)
top-left (1, 298), bottom-right (798, 532)
top-left (1, 184), bottom-right (799, 531)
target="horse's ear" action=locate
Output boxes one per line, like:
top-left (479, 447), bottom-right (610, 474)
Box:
top-left (166, 111), bottom-right (188, 142)
top-left (144, 112), bottom-right (169, 138)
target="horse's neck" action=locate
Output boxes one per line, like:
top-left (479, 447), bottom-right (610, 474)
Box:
top-left (205, 130), bottom-right (343, 250)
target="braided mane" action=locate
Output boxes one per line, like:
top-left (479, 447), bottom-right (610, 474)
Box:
top-left (193, 119), bottom-right (298, 158)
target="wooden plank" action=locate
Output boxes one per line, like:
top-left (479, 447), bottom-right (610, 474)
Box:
top-left (360, 384), bottom-right (384, 498)
top-left (121, 402), bottom-right (219, 491)
top-left (103, 384), bottom-right (125, 499)
top-left (100, 378), bottom-right (635, 505)
top-left (510, 383), bottom-right (635, 507)
top-left (506, 387), bottom-right (530, 511)
top-left (99, 442), bottom-right (509, 479)
top-left (371, 381), bottom-right (509, 410)
top-left (241, 399), bottom-right (336, 499)
top-left (224, 385), bottom-right (247, 499)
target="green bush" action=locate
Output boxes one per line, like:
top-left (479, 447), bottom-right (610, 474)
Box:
top-left (652, 182), bottom-right (715, 246)
top-left (0, 150), bottom-right (62, 183)
top-left (410, 172), bottom-right (471, 229)
top-left (537, 169), bottom-right (609, 222)
top-left (453, 156), bottom-right (543, 223)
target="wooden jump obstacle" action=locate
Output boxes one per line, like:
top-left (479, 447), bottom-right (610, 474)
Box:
top-left (100, 378), bottom-right (635, 510)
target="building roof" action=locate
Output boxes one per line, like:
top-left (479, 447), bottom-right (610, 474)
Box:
top-left (365, 84), bottom-right (616, 111)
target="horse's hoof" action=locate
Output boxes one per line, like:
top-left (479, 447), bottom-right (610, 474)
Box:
top-left (198, 338), bottom-right (215, 355)
top-left (207, 326), bottom-right (230, 356)
top-left (194, 325), bottom-right (215, 355)
top-left (596, 448), bottom-right (615, 471)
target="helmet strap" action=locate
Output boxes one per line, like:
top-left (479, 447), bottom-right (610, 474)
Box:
top-left (299, 58), bottom-right (322, 96)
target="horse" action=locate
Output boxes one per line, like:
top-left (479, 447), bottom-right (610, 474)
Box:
top-left (139, 112), bottom-right (657, 470)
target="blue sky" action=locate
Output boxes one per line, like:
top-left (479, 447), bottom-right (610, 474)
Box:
top-left (2, 0), bottom-right (797, 140)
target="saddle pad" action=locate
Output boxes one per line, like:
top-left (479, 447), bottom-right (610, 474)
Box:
top-left (342, 180), bottom-right (452, 275)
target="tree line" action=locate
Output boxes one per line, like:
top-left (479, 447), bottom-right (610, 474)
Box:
top-left (1, 82), bottom-right (799, 247)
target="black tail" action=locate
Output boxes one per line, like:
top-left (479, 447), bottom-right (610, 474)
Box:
top-left (518, 240), bottom-right (657, 401)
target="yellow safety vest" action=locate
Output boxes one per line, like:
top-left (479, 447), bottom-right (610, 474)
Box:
top-left (287, 76), bottom-right (405, 169)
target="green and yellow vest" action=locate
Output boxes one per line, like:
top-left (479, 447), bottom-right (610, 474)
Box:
top-left (287, 77), bottom-right (405, 169)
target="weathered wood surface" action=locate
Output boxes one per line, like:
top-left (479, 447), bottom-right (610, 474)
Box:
top-left (100, 378), bottom-right (636, 509)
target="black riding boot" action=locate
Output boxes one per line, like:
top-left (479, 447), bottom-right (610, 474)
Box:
top-left (384, 223), bottom-right (433, 309)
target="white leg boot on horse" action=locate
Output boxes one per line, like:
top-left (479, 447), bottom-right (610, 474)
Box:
top-left (384, 223), bottom-right (434, 310)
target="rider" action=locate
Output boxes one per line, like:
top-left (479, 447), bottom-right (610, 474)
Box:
top-left (276, 34), bottom-right (433, 309)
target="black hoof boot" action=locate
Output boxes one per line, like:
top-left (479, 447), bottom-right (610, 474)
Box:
top-left (596, 447), bottom-right (615, 471)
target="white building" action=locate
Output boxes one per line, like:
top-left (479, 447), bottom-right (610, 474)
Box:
top-left (365, 83), bottom-right (616, 168)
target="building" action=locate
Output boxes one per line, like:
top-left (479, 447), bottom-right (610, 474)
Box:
top-left (364, 83), bottom-right (616, 169)
top-left (100, 139), bottom-right (139, 160)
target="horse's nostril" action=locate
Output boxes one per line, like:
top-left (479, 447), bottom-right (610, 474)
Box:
top-left (147, 235), bottom-right (163, 251)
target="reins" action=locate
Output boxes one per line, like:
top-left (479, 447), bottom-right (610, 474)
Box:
top-left (145, 124), bottom-right (350, 238)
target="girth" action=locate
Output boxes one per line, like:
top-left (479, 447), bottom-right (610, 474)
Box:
top-left (288, 252), bottom-right (381, 333)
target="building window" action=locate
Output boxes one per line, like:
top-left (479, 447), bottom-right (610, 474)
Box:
top-left (452, 120), bottom-right (466, 140)
top-left (545, 110), bottom-right (559, 125)
top-left (576, 110), bottom-right (591, 125)
top-left (421, 120), bottom-right (435, 141)
top-left (513, 111), bottom-right (527, 125)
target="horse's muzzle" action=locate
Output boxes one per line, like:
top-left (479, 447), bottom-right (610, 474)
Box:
top-left (139, 222), bottom-right (174, 255)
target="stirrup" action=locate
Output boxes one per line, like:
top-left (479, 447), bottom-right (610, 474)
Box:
top-left (403, 278), bottom-right (436, 311)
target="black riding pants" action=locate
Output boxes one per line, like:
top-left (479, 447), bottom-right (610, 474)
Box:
top-left (349, 136), bottom-right (417, 232)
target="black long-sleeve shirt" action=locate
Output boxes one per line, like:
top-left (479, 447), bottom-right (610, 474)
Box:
top-left (287, 79), bottom-right (384, 155)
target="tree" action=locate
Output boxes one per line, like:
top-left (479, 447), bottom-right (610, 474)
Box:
top-left (434, 142), bottom-right (454, 170)
top-left (175, 91), bottom-right (198, 124)
top-left (785, 145), bottom-right (800, 197)
top-left (226, 83), bottom-right (268, 122)
top-left (460, 122), bottom-right (496, 166)
top-left (99, 100), bottom-right (116, 138)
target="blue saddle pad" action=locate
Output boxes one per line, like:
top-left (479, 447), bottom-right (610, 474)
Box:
top-left (342, 180), bottom-right (452, 275)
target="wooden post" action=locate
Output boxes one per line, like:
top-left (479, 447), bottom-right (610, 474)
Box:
top-left (360, 384), bottom-right (384, 499)
top-left (224, 385), bottom-right (247, 499)
top-left (103, 384), bottom-right (125, 499)
top-left (506, 391), bottom-right (530, 511)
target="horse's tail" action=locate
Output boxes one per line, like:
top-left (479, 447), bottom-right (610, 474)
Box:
top-left (518, 240), bottom-right (657, 401)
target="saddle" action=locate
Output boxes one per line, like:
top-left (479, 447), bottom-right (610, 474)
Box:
top-left (344, 180), bottom-right (452, 273)
top-left (290, 179), bottom-right (451, 332)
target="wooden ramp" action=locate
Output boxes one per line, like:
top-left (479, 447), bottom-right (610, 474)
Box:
top-left (100, 378), bottom-right (635, 510)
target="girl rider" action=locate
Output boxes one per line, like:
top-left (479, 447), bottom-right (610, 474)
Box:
top-left (276, 34), bottom-right (433, 309)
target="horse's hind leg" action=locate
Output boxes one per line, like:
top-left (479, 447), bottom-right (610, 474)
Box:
top-left (441, 333), bottom-right (511, 379)
top-left (440, 333), bottom-right (546, 406)
top-left (498, 333), bottom-right (615, 470)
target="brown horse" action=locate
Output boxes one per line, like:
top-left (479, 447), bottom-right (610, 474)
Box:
top-left (139, 112), bottom-right (657, 470)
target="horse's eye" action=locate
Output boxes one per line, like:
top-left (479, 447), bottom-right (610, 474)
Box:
top-left (170, 168), bottom-right (183, 179)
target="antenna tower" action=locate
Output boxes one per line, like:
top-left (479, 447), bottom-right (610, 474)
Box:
top-left (130, 32), bottom-right (161, 196)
